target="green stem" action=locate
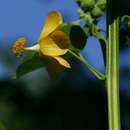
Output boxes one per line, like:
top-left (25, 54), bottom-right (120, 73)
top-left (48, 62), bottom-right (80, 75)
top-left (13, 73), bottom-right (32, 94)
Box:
top-left (107, 0), bottom-right (121, 129)
top-left (68, 50), bottom-right (105, 80)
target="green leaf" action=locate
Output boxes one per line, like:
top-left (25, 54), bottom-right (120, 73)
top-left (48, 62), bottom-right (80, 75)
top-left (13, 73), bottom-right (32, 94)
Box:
top-left (61, 23), bottom-right (72, 36)
top-left (70, 25), bottom-right (87, 50)
top-left (15, 53), bottom-right (45, 79)
top-left (0, 122), bottom-right (6, 130)
top-left (61, 23), bottom-right (87, 50)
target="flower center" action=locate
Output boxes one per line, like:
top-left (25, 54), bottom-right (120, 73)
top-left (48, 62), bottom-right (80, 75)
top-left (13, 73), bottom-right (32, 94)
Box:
top-left (13, 38), bottom-right (40, 57)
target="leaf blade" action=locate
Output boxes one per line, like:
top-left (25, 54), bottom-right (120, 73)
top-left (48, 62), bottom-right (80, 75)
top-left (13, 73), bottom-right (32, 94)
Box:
top-left (15, 53), bottom-right (45, 79)
top-left (70, 25), bottom-right (87, 50)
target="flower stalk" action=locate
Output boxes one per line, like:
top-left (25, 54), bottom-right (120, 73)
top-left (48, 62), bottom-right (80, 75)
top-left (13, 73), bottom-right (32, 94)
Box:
top-left (68, 50), bottom-right (105, 80)
top-left (107, 0), bottom-right (121, 130)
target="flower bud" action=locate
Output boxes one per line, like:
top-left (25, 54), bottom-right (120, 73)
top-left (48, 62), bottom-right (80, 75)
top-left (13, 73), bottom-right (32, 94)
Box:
top-left (91, 5), bottom-right (103, 17)
top-left (96, 0), bottom-right (106, 10)
top-left (81, 0), bottom-right (95, 9)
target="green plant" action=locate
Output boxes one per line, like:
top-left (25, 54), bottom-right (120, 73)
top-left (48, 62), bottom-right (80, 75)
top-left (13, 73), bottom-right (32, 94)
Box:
top-left (12, 0), bottom-right (130, 130)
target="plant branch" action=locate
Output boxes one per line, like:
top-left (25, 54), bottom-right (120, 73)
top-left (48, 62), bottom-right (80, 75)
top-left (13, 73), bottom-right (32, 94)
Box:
top-left (107, 0), bottom-right (121, 129)
top-left (68, 50), bottom-right (105, 80)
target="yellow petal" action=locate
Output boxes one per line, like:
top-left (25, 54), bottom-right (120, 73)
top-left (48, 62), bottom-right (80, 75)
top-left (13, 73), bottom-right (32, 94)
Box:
top-left (50, 30), bottom-right (70, 49)
top-left (53, 56), bottom-right (71, 68)
top-left (42, 56), bottom-right (69, 79)
top-left (47, 63), bottom-right (65, 79)
top-left (39, 37), bottom-right (68, 56)
top-left (38, 11), bottom-right (63, 41)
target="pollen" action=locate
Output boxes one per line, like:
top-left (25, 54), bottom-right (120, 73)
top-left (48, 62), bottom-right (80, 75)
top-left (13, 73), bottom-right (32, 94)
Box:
top-left (12, 38), bottom-right (27, 57)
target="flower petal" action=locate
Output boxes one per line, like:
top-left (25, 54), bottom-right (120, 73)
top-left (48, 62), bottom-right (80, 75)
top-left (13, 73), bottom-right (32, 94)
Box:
top-left (39, 37), bottom-right (68, 56)
top-left (38, 11), bottom-right (63, 41)
top-left (53, 56), bottom-right (71, 68)
top-left (43, 56), bottom-right (70, 79)
top-left (47, 63), bottom-right (65, 79)
top-left (50, 30), bottom-right (70, 49)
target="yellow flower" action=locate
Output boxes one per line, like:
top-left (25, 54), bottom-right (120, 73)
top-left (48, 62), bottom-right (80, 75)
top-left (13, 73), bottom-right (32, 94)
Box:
top-left (13, 11), bottom-right (71, 77)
